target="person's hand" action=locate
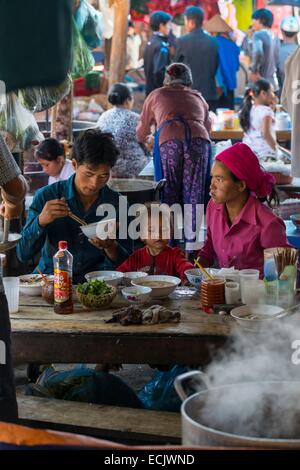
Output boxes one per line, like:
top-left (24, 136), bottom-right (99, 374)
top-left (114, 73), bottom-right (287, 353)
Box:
top-left (38, 199), bottom-right (70, 227)
top-left (0, 201), bottom-right (23, 219)
top-left (88, 237), bottom-right (116, 251)
top-left (216, 86), bottom-right (224, 97)
top-left (145, 135), bottom-right (154, 152)
top-left (249, 72), bottom-right (262, 83)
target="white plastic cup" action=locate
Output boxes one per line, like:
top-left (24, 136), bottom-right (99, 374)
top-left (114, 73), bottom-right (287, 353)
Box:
top-left (243, 279), bottom-right (266, 305)
top-left (3, 277), bottom-right (19, 314)
top-left (239, 269), bottom-right (260, 304)
top-left (225, 281), bottom-right (240, 305)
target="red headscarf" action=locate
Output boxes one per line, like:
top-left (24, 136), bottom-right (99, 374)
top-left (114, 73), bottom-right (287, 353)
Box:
top-left (216, 143), bottom-right (276, 198)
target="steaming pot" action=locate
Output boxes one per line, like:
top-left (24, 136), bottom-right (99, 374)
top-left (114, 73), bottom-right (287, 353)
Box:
top-left (175, 371), bottom-right (300, 449)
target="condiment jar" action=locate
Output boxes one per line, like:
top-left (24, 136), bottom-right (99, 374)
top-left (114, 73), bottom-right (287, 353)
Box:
top-left (201, 278), bottom-right (225, 309)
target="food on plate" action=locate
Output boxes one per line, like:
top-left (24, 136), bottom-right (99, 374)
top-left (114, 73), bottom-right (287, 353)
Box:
top-left (19, 275), bottom-right (42, 285)
top-left (77, 279), bottom-right (114, 296)
top-left (138, 281), bottom-right (175, 288)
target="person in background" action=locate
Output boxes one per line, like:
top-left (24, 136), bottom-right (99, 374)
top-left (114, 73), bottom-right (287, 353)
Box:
top-left (137, 63), bottom-right (212, 250)
top-left (117, 202), bottom-right (193, 281)
top-left (35, 138), bottom-right (75, 185)
top-left (97, 83), bottom-right (149, 178)
top-left (197, 143), bottom-right (289, 276)
top-left (277, 16), bottom-right (299, 94)
top-left (0, 135), bottom-right (28, 423)
top-left (126, 21), bottom-right (142, 71)
top-left (240, 79), bottom-right (277, 161)
top-left (175, 6), bottom-right (219, 112)
top-left (204, 14), bottom-right (240, 110)
top-left (17, 130), bottom-right (132, 283)
top-left (241, 25), bottom-right (254, 61)
top-left (250, 8), bottom-right (280, 91)
top-left (144, 11), bottom-right (172, 96)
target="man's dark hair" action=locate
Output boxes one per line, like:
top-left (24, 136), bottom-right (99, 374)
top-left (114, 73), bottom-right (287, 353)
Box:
top-left (252, 8), bottom-right (274, 28)
top-left (72, 129), bottom-right (119, 168)
top-left (184, 6), bottom-right (204, 28)
top-left (150, 11), bottom-right (172, 32)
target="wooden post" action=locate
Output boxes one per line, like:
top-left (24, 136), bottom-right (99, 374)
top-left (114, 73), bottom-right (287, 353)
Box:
top-left (108, 0), bottom-right (130, 88)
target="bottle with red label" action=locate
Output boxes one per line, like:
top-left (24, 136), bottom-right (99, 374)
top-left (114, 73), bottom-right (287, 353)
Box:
top-left (53, 241), bottom-right (73, 314)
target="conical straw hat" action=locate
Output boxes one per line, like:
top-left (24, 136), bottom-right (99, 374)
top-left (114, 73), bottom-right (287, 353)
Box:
top-left (204, 14), bottom-right (233, 34)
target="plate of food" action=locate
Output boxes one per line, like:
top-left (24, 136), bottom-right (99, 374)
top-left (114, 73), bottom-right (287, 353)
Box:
top-left (19, 274), bottom-right (43, 296)
top-left (131, 275), bottom-right (181, 299)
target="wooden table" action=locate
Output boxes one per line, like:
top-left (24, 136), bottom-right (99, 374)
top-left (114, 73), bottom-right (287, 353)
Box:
top-left (11, 290), bottom-right (236, 366)
top-left (211, 129), bottom-right (291, 142)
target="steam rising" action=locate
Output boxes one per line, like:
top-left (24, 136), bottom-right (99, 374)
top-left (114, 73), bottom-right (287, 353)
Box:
top-left (197, 318), bottom-right (300, 439)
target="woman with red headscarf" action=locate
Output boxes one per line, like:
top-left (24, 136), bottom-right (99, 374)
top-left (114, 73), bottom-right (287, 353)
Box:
top-left (197, 143), bottom-right (289, 274)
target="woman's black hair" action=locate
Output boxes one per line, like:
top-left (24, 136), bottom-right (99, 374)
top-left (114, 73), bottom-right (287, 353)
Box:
top-left (35, 138), bottom-right (65, 161)
top-left (107, 83), bottom-right (133, 106)
top-left (229, 170), bottom-right (279, 208)
top-left (72, 129), bottom-right (119, 168)
top-left (239, 79), bottom-right (272, 132)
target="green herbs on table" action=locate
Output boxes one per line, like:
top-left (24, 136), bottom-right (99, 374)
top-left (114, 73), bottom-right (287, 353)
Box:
top-left (77, 279), bottom-right (114, 296)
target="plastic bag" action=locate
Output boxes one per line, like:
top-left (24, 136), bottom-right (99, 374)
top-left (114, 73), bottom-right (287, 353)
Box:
top-left (0, 0), bottom-right (72, 93)
top-left (0, 93), bottom-right (44, 151)
top-left (72, 19), bottom-right (95, 79)
top-left (138, 365), bottom-right (189, 412)
top-left (75, 0), bottom-right (103, 49)
top-left (18, 75), bottom-right (72, 113)
top-left (35, 366), bottom-right (142, 408)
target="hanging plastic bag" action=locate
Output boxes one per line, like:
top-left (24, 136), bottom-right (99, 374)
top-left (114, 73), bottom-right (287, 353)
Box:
top-left (0, 0), bottom-right (72, 93)
top-left (0, 93), bottom-right (44, 151)
top-left (75, 0), bottom-right (103, 49)
top-left (18, 75), bottom-right (72, 113)
top-left (138, 365), bottom-right (189, 412)
top-left (72, 19), bottom-right (95, 79)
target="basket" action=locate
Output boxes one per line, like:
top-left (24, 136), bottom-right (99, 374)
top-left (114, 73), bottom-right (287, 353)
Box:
top-left (76, 286), bottom-right (116, 310)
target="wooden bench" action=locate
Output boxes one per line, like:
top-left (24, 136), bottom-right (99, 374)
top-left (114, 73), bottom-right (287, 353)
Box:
top-left (17, 396), bottom-right (181, 445)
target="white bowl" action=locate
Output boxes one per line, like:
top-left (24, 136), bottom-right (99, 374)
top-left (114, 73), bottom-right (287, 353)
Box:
top-left (122, 271), bottom-right (148, 287)
top-left (80, 218), bottom-right (116, 239)
top-left (131, 275), bottom-right (181, 299)
top-left (122, 286), bottom-right (152, 303)
top-left (85, 270), bottom-right (124, 287)
top-left (19, 274), bottom-right (43, 296)
top-left (230, 304), bottom-right (284, 331)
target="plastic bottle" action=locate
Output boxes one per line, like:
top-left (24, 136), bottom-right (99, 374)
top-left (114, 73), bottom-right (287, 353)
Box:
top-left (53, 241), bottom-right (73, 314)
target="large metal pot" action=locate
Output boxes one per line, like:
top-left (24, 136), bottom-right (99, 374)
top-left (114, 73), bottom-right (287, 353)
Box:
top-left (175, 371), bottom-right (300, 449)
top-left (108, 178), bottom-right (165, 205)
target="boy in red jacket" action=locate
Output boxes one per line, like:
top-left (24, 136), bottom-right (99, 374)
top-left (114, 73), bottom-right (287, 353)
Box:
top-left (117, 203), bottom-right (193, 281)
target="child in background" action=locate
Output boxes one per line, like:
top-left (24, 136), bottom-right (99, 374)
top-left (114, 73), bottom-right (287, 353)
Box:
top-left (240, 79), bottom-right (277, 161)
top-left (117, 203), bottom-right (193, 282)
top-left (35, 138), bottom-right (75, 185)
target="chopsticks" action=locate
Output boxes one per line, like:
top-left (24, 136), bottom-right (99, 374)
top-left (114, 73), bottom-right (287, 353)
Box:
top-left (194, 257), bottom-right (214, 280)
top-left (69, 212), bottom-right (88, 226)
top-left (37, 267), bottom-right (49, 286)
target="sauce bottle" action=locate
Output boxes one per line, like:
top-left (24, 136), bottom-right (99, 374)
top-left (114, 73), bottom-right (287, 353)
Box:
top-left (53, 241), bottom-right (73, 314)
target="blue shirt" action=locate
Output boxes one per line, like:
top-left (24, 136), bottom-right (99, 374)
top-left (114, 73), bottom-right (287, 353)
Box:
top-left (216, 35), bottom-right (240, 92)
top-left (17, 175), bottom-right (133, 283)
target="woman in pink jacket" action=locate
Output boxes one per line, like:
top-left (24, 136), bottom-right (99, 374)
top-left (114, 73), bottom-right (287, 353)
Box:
top-left (197, 143), bottom-right (290, 275)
